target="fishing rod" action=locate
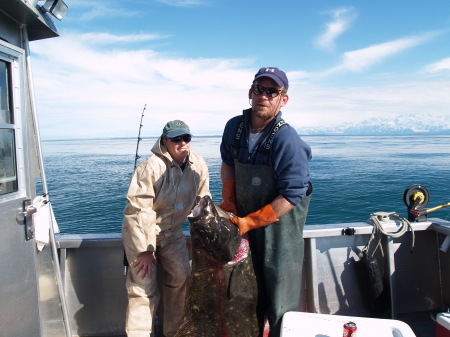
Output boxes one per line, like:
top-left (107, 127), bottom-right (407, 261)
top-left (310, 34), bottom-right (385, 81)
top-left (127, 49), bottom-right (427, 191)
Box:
top-left (410, 201), bottom-right (450, 216)
top-left (124, 103), bottom-right (148, 275)
top-left (134, 103), bottom-right (147, 170)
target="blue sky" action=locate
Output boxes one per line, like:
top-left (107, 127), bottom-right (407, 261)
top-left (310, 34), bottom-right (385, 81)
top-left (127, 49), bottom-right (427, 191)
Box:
top-left (30, 0), bottom-right (450, 139)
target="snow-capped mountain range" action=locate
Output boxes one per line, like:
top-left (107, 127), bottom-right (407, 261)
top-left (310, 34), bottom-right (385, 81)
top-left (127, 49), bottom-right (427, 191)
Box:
top-left (297, 114), bottom-right (450, 135)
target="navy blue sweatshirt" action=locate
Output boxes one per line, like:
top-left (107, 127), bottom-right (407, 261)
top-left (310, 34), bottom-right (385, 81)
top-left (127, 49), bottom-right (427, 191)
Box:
top-left (220, 109), bottom-right (311, 205)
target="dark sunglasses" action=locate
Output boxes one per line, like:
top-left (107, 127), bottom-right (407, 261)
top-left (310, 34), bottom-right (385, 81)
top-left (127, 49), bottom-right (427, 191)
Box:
top-left (251, 85), bottom-right (284, 98)
top-left (169, 134), bottom-right (192, 143)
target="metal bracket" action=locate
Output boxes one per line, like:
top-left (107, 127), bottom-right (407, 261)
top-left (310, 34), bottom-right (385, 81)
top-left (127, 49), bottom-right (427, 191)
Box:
top-left (21, 199), bottom-right (35, 241)
top-left (342, 227), bottom-right (356, 236)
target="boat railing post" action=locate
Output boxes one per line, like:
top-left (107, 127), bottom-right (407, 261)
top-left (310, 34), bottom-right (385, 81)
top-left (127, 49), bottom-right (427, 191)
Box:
top-left (23, 28), bottom-right (72, 337)
top-left (385, 237), bottom-right (397, 319)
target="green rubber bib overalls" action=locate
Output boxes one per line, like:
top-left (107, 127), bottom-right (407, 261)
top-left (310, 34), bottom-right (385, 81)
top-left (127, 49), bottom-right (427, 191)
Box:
top-left (233, 120), bottom-right (311, 337)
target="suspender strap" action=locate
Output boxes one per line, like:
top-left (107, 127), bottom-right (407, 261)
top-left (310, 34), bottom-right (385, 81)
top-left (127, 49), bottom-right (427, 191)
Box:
top-left (264, 120), bottom-right (286, 152)
top-left (232, 116), bottom-right (288, 163)
top-left (233, 117), bottom-right (246, 159)
top-left (262, 120), bottom-right (286, 164)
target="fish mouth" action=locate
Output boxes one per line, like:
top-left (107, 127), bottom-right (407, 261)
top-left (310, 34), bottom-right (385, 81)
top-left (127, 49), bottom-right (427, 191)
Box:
top-left (188, 196), bottom-right (216, 223)
top-left (189, 195), bottom-right (242, 263)
top-left (226, 234), bottom-right (249, 267)
top-left (189, 206), bottom-right (201, 218)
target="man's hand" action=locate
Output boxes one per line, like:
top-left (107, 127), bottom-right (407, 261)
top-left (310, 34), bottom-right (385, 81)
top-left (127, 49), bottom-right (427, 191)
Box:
top-left (230, 204), bottom-right (278, 235)
top-left (132, 251), bottom-right (156, 279)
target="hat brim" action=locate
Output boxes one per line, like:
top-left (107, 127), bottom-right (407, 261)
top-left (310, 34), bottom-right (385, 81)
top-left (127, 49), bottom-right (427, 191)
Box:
top-left (254, 73), bottom-right (286, 88)
top-left (165, 130), bottom-right (193, 138)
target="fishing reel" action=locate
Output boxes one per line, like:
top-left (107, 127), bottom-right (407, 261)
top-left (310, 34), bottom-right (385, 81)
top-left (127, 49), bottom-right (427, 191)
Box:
top-left (403, 184), bottom-right (429, 222)
top-left (404, 185), bottom-right (450, 223)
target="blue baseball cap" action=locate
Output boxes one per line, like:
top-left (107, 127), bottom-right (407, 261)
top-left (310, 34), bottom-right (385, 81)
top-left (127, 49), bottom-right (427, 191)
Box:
top-left (162, 120), bottom-right (192, 138)
top-left (254, 67), bottom-right (289, 89)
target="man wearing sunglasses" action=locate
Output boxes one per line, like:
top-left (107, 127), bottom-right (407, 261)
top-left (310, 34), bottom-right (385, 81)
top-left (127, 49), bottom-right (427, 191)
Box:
top-left (220, 67), bottom-right (312, 337)
top-left (122, 120), bottom-right (210, 337)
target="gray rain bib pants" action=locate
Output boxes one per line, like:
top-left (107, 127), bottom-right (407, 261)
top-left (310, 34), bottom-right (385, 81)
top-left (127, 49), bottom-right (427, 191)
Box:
top-left (234, 160), bottom-right (311, 337)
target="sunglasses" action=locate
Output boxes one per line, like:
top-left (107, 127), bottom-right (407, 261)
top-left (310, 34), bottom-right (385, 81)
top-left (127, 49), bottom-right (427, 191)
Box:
top-left (169, 134), bottom-right (192, 143)
top-left (251, 85), bottom-right (284, 98)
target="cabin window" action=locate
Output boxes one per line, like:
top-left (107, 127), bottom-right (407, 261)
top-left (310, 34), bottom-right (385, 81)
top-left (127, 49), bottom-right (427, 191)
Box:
top-left (0, 59), bottom-right (17, 195)
top-left (0, 59), bottom-right (12, 123)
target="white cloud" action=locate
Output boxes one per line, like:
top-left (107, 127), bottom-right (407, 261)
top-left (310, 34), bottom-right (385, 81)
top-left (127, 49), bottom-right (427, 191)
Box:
top-left (78, 32), bottom-right (169, 45)
top-left (424, 57), bottom-right (450, 72)
top-left (287, 79), bottom-right (450, 129)
top-left (68, 1), bottom-right (142, 21)
top-left (30, 32), bottom-right (253, 138)
top-left (29, 31), bottom-right (450, 139)
top-left (323, 31), bottom-right (440, 75)
top-left (315, 7), bottom-right (356, 51)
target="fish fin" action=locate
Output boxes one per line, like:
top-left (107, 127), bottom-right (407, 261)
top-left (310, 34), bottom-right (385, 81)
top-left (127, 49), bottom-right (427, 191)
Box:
top-left (174, 318), bottom-right (198, 337)
top-left (228, 262), bottom-right (242, 299)
top-left (228, 259), bottom-right (254, 300)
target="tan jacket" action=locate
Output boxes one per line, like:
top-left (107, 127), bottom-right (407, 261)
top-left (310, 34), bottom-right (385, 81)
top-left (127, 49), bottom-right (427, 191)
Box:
top-left (122, 137), bottom-right (210, 254)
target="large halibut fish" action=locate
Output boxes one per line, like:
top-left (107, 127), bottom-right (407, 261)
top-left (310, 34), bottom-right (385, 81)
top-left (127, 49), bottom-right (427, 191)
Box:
top-left (175, 195), bottom-right (259, 337)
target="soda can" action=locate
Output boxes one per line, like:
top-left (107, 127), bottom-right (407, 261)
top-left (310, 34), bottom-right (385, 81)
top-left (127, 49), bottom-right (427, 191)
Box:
top-left (343, 321), bottom-right (357, 337)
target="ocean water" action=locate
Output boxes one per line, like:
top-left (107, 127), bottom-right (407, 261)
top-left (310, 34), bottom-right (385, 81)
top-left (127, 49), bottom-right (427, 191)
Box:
top-left (41, 135), bottom-right (450, 234)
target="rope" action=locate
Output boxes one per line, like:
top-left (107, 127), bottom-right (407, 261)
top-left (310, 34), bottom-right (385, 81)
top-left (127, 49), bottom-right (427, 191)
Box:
top-left (364, 212), bottom-right (415, 258)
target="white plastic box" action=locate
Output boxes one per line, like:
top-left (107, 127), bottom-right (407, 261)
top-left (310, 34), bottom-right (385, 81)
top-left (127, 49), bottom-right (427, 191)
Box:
top-left (281, 312), bottom-right (416, 337)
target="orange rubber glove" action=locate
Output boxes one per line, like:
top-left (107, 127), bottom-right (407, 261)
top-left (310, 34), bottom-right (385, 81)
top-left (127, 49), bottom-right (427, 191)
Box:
top-left (218, 179), bottom-right (238, 215)
top-left (230, 204), bottom-right (278, 235)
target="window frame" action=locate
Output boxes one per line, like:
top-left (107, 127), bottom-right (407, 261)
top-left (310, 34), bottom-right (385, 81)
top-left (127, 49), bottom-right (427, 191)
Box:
top-left (0, 40), bottom-right (26, 200)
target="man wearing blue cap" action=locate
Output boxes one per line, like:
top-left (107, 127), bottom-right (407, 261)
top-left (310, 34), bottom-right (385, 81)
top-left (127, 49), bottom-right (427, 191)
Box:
top-left (220, 67), bottom-right (312, 337)
top-left (122, 120), bottom-right (210, 337)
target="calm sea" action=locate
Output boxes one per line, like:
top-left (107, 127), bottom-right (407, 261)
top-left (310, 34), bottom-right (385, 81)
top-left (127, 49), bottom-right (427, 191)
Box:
top-left (41, 135), bottom-right (450, 234)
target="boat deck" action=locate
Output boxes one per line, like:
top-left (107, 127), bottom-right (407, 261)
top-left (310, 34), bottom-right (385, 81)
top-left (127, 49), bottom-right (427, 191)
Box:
top-left (57, 218), bottom-right (450, 337)
top-left (399, 312), bottom-right (440, 337)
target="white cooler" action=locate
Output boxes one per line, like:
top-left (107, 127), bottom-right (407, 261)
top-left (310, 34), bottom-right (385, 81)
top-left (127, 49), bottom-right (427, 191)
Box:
top-left (436, 312), bottom-right (450, 337)
top-left (281, 312), bottom-right (416, 337)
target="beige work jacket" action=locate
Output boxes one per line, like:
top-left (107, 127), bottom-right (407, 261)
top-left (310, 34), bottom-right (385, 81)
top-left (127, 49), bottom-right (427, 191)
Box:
top-left (122, 137), bottom-right (210, 255)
